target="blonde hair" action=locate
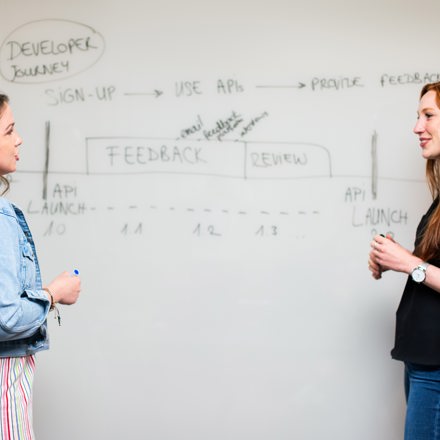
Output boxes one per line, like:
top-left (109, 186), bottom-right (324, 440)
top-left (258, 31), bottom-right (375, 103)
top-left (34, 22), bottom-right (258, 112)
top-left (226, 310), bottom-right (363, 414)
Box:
top-left (0, 94), bottom-right (10, 195)
top-left (415, 82), bottom-right (440, 260)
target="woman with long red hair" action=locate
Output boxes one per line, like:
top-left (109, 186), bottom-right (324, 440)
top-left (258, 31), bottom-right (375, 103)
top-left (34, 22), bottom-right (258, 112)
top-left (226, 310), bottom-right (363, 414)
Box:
top-left (370, 82), bottom-right (440, 439)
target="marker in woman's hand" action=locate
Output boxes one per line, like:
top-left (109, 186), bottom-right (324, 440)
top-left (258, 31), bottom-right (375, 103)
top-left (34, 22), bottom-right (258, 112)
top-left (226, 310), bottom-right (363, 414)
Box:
top-left (380, 233), bottom-right (396, 243)
top-left (72, 269), bottom-right (80, 276)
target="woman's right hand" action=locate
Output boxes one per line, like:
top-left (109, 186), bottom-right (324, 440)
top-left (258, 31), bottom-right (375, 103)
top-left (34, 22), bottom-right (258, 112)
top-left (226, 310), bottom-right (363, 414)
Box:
top-left (368, 253), bottom-right (383, 279)
top-left (45, 271), bottom-right (81, 305)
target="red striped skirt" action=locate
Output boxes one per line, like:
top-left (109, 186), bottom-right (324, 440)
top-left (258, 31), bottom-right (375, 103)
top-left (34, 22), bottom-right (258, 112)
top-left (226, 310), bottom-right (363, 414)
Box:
top-left (0, 356), bottom-right (35, 440)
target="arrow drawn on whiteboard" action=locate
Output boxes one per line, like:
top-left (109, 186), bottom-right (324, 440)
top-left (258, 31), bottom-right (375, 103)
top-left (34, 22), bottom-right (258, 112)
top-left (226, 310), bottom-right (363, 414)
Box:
top-left (255, 82), bottom-right (306, 89)
top-left (123, 90), bottom-right (163, 98)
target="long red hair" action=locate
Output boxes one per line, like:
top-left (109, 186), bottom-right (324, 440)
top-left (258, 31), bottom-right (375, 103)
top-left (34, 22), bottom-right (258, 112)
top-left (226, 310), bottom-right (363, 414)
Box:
top-left (415, 82), bottom-right (440, 260)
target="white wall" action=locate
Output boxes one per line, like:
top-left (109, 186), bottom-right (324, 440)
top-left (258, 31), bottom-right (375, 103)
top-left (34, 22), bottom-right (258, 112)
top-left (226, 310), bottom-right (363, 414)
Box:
top-left (0, 1), bottom-right (436, 438)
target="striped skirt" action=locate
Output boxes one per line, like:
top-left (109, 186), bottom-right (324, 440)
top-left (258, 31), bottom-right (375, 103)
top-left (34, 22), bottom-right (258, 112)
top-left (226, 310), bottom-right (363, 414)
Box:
top-left (0, 356), bottom-right (35, 440)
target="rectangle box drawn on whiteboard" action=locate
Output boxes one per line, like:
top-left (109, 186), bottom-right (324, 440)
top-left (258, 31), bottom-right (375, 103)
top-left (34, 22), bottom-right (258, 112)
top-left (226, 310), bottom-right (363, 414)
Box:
top-left (85, 137), bottom-right (332, 180)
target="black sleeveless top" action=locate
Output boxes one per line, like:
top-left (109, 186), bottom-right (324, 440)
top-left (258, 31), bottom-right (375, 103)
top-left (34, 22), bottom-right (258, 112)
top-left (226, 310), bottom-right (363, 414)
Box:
top-left (391, 197), bottom-right (440, 365)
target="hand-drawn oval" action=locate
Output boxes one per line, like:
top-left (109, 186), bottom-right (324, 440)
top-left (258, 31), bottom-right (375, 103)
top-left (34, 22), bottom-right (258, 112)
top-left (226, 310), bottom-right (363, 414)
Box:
top-left (0, 19), bottom-right (105, 84)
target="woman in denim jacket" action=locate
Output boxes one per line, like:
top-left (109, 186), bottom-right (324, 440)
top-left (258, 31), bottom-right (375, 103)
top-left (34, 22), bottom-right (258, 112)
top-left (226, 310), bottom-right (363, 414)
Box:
top-left (0, 94), bottom-right (81, 439)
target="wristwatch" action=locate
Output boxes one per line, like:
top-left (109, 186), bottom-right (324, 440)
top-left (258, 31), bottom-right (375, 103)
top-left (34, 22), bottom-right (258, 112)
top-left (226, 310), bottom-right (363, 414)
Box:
top-left (411, 262), bottom-right (429, 283)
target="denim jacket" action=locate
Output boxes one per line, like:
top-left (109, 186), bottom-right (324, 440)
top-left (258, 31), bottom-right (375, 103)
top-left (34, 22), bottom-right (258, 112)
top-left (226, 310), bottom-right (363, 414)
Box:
top-left (0, 197), bottom-right (50, 357)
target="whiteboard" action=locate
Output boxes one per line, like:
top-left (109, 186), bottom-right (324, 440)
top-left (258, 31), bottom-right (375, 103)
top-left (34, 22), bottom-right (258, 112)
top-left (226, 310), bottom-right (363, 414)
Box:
top-left (0, 0), bottom-right (436, 438)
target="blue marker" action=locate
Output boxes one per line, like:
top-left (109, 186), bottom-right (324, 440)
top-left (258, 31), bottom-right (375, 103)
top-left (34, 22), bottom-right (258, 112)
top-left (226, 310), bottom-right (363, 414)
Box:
top-left (72, 269), bottom-right (80, 276)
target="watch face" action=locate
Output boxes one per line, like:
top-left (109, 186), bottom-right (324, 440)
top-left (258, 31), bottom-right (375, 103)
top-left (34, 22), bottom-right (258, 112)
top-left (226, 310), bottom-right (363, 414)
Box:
top-left (412, 268), bottom-right (425, 283)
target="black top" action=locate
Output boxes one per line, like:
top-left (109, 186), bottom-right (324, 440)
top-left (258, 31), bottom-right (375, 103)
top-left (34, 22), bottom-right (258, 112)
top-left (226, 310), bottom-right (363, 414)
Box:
top-left (391, 197), bottom-right (440, 365)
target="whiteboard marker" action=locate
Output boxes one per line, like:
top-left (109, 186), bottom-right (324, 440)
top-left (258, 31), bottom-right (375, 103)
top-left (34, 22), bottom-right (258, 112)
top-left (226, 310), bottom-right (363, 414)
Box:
top-left (72, 269), bottom-right (80, 276)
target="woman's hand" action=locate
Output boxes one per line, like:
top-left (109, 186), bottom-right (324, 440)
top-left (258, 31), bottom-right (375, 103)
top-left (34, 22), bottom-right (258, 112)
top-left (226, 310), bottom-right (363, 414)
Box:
top-left (45, 271), bottom-right (81, 305)
top-left (368, 252), bottom-right (383, 279)
top-left (369, 234), bottom-right (422, 278)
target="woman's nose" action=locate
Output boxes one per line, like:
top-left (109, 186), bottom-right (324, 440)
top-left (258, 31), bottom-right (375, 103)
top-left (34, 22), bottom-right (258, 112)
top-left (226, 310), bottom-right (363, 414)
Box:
top-left (413, 119), bottom-right (424, 134)
top-left (15, 132), bottom-right (22, 147)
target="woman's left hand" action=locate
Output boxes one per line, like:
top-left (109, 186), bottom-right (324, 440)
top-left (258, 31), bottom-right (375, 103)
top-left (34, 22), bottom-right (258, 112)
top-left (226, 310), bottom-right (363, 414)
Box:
top-left (369, 234), bottom-right (421, 275)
